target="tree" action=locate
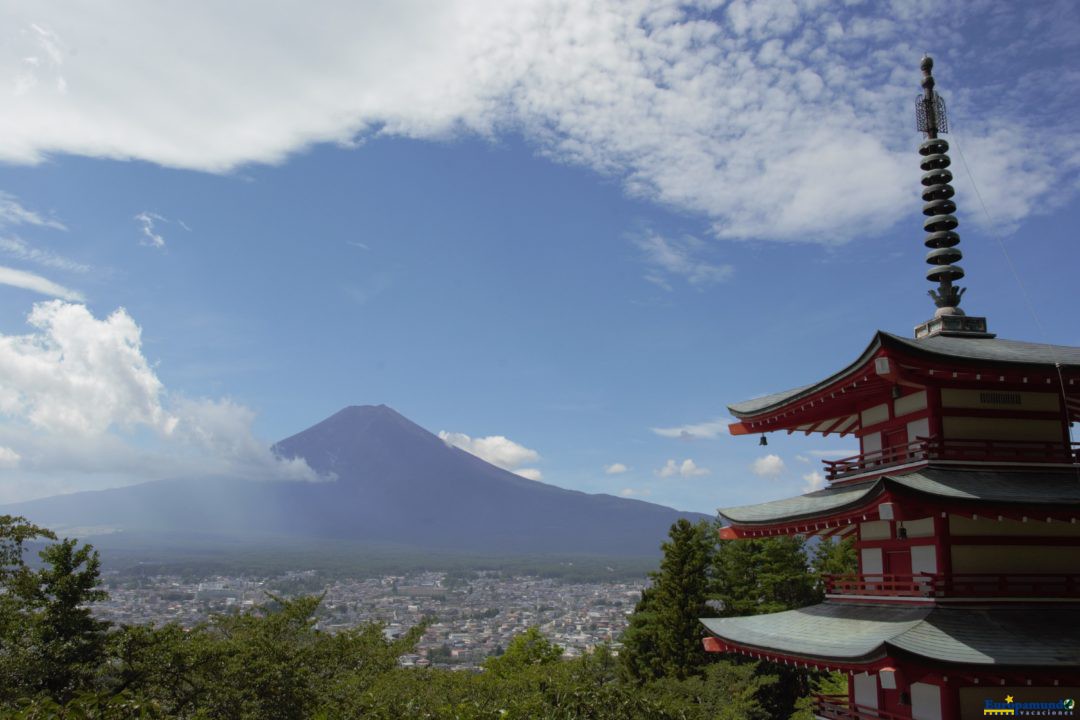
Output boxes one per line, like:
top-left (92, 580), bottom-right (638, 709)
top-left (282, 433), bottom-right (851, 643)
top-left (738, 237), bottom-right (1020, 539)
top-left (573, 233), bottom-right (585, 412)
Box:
top-left (621, 519), bottom-right (715, 682)
top-left (1, 517), bottom-right (108, 705)
top-left (484, 627), bottom-right (562, 678)
top-left (712, 535), bottom-right (818, 617)
top-left (23, 539), bottom-right (110, 699)
top-left (811, 536), bottom-right (857, 594)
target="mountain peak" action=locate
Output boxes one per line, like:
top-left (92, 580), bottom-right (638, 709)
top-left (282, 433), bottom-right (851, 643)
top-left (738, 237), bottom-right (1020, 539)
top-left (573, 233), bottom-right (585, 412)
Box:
top-left (7, 403), bottom-right (710, 556)
top-left (273, 404), bottom-right (444, 476)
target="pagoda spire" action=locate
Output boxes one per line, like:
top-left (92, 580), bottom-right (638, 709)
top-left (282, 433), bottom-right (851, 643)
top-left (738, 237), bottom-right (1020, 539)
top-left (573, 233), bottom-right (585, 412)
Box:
top-left (913, 56), bottom-right (992, 339)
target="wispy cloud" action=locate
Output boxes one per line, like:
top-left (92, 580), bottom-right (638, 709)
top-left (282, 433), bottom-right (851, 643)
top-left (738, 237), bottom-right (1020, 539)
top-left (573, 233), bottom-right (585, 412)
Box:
top-left (0, 236), bottom-right (89, 273)
top-left (652, 417), bottom-right (730, 440)
top-left (0, 191), bottom-right (66, 230)
top-left (134, 212), bottom-right (166, 248)
top-left (808, 449), bottom-right (857, 458)
top-left (2, 3), bottom-right (1073, 242)
top-left (604, 462), bottom-right (628, 475)
top-left (635, 233), bottom-right (732, 289)
top-left (0, 265), bottom-right (83, 301)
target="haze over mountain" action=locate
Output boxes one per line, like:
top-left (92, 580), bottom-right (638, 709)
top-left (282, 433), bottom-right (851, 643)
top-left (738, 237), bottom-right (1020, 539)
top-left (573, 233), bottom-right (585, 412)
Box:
top-left (3, 405), bottom-right (710, 556)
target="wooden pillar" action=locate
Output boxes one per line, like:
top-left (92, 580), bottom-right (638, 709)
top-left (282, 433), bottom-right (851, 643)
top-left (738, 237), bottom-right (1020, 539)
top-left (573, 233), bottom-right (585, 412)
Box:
top-left (933, 512), bottom-right (952, 593)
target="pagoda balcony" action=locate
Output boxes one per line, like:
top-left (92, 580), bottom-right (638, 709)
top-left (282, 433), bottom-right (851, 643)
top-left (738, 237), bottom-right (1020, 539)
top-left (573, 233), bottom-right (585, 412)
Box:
top-left (813, 694), bottom-right (910, 720)
top-left (824, 573), bottom-right (1080, 599)
top-left (822, 437), bottom-right (1080, 481)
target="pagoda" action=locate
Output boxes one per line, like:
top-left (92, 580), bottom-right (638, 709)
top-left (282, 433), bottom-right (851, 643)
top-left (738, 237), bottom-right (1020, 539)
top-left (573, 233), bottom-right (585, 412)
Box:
top-left (700, 57), bottom-right (1080, 720)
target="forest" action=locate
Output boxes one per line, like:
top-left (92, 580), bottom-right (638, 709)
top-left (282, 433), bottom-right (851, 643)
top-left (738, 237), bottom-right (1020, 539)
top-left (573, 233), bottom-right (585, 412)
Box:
top-left (0, 515), bottom-right (853, 719)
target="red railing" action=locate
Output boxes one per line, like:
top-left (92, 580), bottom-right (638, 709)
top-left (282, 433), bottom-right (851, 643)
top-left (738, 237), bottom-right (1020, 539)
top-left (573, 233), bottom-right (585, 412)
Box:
top-left (940, 573), bottom-right (1080, 597)
top-left (825, 573), bottom-right (1080, 599)
top-left (824, 573), bottom-right (935, 597)
top-left (822, 437), bottom-right (1080, 480)
top-left (814, 695), bottom-right (910, 720)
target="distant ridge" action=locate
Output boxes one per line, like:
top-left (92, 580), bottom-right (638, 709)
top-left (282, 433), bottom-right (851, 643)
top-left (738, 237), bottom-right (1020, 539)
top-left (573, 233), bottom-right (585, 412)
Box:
top-left (5, 405), bottom-right (711, 556)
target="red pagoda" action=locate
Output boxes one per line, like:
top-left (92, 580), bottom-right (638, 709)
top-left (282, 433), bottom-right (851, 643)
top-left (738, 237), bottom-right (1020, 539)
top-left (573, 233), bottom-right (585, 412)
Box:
top-left (700, 57), bottom-right (1080, 720)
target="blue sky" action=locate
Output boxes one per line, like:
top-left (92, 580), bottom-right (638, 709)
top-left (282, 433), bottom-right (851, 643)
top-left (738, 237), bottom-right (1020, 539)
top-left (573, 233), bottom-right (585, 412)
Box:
top-left (0, 0), bottom-right (1077, 512)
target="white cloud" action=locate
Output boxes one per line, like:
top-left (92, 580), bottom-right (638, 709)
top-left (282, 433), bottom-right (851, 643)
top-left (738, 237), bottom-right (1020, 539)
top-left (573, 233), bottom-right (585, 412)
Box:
top-left (652, 417), bottom-right (730, 440)
top-left (0, 301), bottom-right (318, 502)
top-left (802, 471), bottom-right (826, 493)
top-left (134, 212), bottom-right (166, 248)
top-left (0, 2), bottom-right (1072, 243)
top-left (751, 454), bottom-right (785, 478)
top-left (635, 233), bottom-right (732, 288)
top-left (0, 265), bottom-right (83, 301)
top-left (515, 467), bottom-right (543, 481)
top-left (0, 191), bottom-right (66, 230)
top-left (438, 430), bottom-right (542, 480)
top-left (0, 446), bottom-right (20, 469)
top-left (604, 462), bottom-right (628, 474)
top-left (0, 236), bottom-right (89, 273)
top-left (657, 458), bottom-right (710, 478)
top-left (620, 487), bottom-right (651, 498)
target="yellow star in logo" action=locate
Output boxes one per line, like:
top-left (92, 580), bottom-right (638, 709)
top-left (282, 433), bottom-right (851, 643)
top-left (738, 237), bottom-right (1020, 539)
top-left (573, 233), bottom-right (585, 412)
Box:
top-left (1005, 695), bottom-right (1014, 704)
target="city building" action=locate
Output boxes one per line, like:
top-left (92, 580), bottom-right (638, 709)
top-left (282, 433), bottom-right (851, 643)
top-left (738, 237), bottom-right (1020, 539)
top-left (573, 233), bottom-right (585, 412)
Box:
top-left (700, 57), bottom-right (1080, 720)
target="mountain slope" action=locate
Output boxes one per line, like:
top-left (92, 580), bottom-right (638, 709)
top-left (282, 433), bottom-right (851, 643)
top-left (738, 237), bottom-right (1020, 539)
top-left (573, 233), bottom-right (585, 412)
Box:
top-left (5, 405), bottom-right (711, 556)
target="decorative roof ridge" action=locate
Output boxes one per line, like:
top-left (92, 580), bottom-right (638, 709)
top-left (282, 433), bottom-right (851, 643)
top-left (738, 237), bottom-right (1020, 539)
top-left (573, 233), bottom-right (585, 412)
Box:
top-left (728, 330), bottom-right (1080, 421)
top-left (728, 331), bottom-right (890, 418)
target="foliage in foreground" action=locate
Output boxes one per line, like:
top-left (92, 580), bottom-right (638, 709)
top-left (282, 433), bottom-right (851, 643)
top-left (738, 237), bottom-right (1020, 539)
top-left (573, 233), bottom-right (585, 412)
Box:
top-left (1, 514), bottom-right (852, 718)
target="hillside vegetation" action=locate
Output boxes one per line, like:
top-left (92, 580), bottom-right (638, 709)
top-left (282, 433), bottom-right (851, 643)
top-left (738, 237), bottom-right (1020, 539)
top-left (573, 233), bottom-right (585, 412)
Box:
top-left (1, 515), bottom-right (852, 719)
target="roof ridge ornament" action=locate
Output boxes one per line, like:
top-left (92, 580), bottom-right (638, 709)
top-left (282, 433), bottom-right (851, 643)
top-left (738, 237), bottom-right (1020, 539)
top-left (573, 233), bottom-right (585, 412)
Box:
top-left (912, 56), bottom-right (993, 340)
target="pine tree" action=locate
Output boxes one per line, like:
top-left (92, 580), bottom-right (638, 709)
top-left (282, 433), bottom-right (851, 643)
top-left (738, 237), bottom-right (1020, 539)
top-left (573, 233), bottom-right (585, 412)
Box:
top-left (621, 519), bottom-right (715, 682)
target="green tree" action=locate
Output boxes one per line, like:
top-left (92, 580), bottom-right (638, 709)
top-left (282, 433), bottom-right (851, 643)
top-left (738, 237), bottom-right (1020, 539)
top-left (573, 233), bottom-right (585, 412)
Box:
top-left (712, 536), bottom-right (817, 617)
top-left (621, 519), bottom-right (715, 683)
top-left (1, 517), bottom-right (108, 705)
top-left (811, 536), bottom-right (857, 595)
top-left (484, 627), bottom-right (562, 678)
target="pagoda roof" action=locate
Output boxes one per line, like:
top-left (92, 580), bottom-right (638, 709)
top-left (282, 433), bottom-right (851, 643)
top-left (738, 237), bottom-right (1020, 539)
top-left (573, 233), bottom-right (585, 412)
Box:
top-left (729, 331), bottom-right (1080, 419)
top-left (719, 467), bottom-right (1080, 527)
top-left (701, 604), bottom-right (1080, 668)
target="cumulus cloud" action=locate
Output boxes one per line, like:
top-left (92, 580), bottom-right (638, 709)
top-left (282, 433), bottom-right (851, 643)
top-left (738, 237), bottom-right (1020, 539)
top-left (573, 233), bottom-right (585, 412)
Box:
top-left (751, 454), bottom-right (785, 478)
top-left (620, 487), bottom-right (651, 498)
top-left (1, 2), bottom-right (1073, 242)
top-left (657, 458), bottom-right (709, 478)
top-left (134, 212), bottom-right (166, 248)
top-left (652, 417), bottom-right (730, 440)
top-left (635, 233), bottom-right (732, 289)
top-left (0, 301), bottom-right (318, 502)
top-left (604, 462), bottom-right (628, 474)
top-left (802, 471), bottom-right (826, 493)
top-left (438, 430), bottom-right (542, 480)
top-left (0, 265), bottom-right (83, 301)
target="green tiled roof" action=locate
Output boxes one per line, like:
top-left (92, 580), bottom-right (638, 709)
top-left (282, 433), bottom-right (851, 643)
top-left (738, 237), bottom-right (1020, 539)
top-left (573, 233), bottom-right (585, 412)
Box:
top-left (719, 481), bottom-right (879, 524)
top-left (891, 608), bottom-right (1080, 666)
top-left (728, 331), bottom-right (1079, 418)
top-left (718, 467), bottom-right (1080, 526)
top-left (886, 332), bottom-right (1080, 367)
top-left (700, 603), bottom-right (928, 662)
top-left (891, 468), bottom-right (1080, 504)
top-left (702, 605), bottom-right (1080, 667)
